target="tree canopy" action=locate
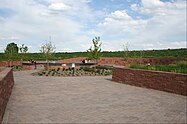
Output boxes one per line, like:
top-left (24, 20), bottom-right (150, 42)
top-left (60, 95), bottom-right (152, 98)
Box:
top-left (40, 42), bottom-right (56, 61)
top-left (19, 44), bottom-right (28, 53)
top-left (5, 42), bottom-right (19, 54)
top-left (87, 36), bottom-right (102, 61)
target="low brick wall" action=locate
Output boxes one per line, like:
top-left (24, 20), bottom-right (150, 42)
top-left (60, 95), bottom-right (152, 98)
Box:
top-left (99, 57), bottom-right (186, 66)
top-left (0, 61), bottom-right (21, 67)
top-left (112, 67), bottom-right (187, 96)
top-left (0, 68), bottom-right (14, 122)
top-left (58, 57), bottom-right (187, 66)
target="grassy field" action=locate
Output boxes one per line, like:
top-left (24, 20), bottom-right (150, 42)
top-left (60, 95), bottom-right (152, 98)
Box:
top-left (0, 48), bottom-right (186, 61)
top-left (129, 61), bottom-right (187, 74)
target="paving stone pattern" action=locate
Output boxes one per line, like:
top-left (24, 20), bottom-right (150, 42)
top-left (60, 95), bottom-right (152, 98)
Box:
top-left (3, 70), bottom-right (187, 123)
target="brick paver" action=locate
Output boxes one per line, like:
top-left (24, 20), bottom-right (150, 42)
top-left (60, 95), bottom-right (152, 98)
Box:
top-left (3, 70), bottom-right (187, 123)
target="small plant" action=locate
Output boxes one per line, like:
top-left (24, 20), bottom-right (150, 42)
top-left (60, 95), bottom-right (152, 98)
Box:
top-left (38, 72), bottom-right (43, 76)
top-left (47, 71), bottom-right (51, 75)
top-left (57, 68), bottom-right (60, 71)
top-left (52, 72), bottom-right (55, 76)
top-left (87, 36), bottom-right (102, 63)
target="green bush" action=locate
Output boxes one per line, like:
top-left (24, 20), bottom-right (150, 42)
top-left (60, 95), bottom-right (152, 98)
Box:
top-left (38, 72), bottom-right (43, 76)
top-left (129, 61), bottom-right (187, 74)
top-left (57, 68), bottom-right (60, 71)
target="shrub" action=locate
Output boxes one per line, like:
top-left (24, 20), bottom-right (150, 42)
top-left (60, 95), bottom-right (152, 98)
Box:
top-left (129, 61), bottom-right (187, 74)
top-left (57, 68), bottom-right (60, 71)
top-left (47, 71), bottom-right (51, 75)
top-left (52, 72), bottom-right (55, 76)
top-left (38, 72), bottom-right (43, 76)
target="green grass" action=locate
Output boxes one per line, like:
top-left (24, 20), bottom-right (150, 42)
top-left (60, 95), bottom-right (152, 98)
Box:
top-left (0, 48), bottom-right (186, 61)
top-left (129, 61), bottom-right (187, 74)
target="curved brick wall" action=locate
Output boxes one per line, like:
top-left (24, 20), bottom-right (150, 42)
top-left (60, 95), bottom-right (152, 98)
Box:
top-left (0, 68), bottom-right (14, 122)
top-left (112, 67), bottom-right (187, 96)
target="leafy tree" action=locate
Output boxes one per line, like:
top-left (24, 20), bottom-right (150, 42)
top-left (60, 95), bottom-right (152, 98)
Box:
top-left (123, 42), bottom-right (129, 60)
top-left (40, 42), bottom-right (55, 69)
top-left (19, 44), bottom-right (28, 63)
top-left (4, 42), bottom-right (19, 66)
top-left (19, 44), bottom-right (28, 53)
top-left (5, 42), bottom-right (19, 54)
top-left (87, 36), bottom-right (102, 63)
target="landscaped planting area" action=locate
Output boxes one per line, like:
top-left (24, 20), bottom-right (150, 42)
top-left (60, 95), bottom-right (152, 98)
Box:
top-left (129, 61), bottom-right (187, 74)
top-left (33, 65), bottom-right (113, 77)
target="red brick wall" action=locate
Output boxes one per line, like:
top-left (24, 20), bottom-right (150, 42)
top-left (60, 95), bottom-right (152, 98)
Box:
top-left (99, 57), bottom-right (186, 66)
top-left (0, 68), bottom-right (14, 122)
top-left (0, 61), bottom-right (21, 67)
top-left (112, 67), bottom-right (187, 96)
top-left (0, 58), bottom-right (186, 67)
top-left (58, 57), bottom-right (187, 66)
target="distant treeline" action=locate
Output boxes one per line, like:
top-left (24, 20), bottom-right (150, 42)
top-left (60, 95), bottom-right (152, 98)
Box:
top-left (0, 48), bottom-right (186, 61)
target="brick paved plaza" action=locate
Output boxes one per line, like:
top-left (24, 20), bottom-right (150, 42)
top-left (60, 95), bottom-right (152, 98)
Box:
top-left (3, 70), bottom-right (187, 123)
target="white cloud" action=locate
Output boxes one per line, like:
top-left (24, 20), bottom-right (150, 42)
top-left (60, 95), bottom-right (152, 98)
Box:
top-left (131, 4), bottom-right (139, 11)
top-left (141, 0), bottom-right (165, 8)
top-left (98, 0), bottom-right (186, 50)
top-left (79, 0), bottom-right (92, 3)
top-left (138, 0), bottom-right (186, 16)
top-left (0, 0), bottom-right (95, 52)
top-left (98, 10), bottom-right (147, 35)
top-left (49, 2), bottom-right (71, 11)
top-left (0, 0), bottom-right (186, 52)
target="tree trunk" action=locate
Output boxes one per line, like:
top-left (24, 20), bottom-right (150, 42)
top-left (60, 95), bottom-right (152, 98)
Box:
top-left (46, 59), bottom-right (49, 70)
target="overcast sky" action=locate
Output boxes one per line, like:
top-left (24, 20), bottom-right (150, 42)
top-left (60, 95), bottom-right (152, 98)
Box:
top-left (0, 0), bottom-right (186, 52)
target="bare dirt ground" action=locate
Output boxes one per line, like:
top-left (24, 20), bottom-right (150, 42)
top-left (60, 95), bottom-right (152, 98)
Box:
top-left (3, 70), bottom-right (187, 123)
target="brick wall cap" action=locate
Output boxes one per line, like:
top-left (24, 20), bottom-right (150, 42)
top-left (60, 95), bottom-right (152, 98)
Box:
top-left (0, 68), bottom-right (12, 81)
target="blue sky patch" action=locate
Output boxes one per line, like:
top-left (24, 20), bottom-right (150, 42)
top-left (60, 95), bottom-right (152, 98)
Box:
top-left (0, 8), bottom-right (15, 18)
